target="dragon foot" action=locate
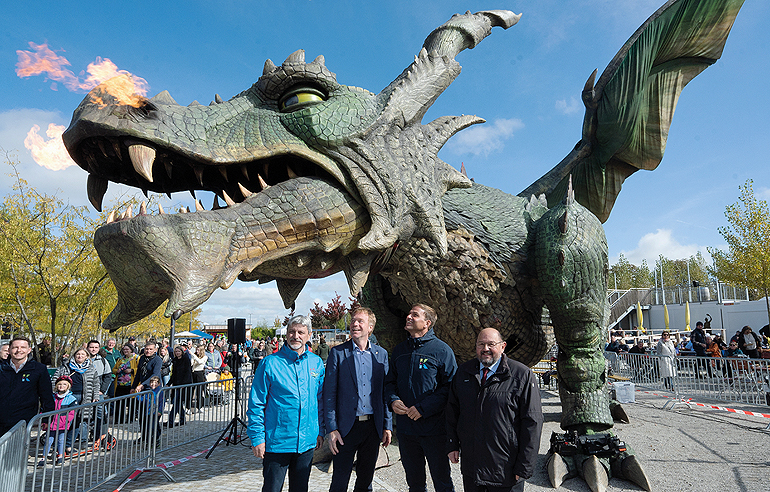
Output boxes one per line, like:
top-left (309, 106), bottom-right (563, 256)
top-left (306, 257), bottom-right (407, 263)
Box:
top-left (610, 401), bottom-right (630, 423)
top-left (547, 432), bottom-right (651, 491)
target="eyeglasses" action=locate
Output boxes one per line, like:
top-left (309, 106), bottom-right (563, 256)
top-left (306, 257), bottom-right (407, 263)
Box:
top-left (729, 343), bottom-right (738, 346)
top-left (476, 341), bottom-right (504, 349)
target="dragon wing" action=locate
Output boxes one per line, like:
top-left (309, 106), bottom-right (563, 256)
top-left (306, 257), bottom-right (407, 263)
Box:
top-left (519, 0), bottom-right (745, 222)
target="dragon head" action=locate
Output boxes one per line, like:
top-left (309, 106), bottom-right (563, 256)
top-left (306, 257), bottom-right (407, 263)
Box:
top-left (62, 10), bottom-right (519, 329)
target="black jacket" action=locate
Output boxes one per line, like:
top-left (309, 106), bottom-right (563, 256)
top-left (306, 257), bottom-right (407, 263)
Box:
top-left (0, 358), bottom-right (55, 430)
top-left (384, 328), bottom-right (457, 436)
top-left (169, 356), bottom-right (193, 386)
top-left (446, 354), bottom-right (543, 484)
top-left (131, 354), bottom-right (162, 389)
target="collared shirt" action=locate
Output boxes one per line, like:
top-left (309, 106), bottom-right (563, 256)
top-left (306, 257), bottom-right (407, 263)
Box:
top-left (479, 357), bottom-right (502, 381)
top-left (10, 357), bottom-right (27, 373)
top-left (353, 341), bottom-right (373, 416)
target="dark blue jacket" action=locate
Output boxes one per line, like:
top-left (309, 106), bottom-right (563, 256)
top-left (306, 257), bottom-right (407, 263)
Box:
top-left (131, 354), bottom-right (162, 389)
top-left (0, 357), bottom-right (55, 430)
top-left (384, 329), bottom-right (457, 436)
top-left (324, 339), bottom-right (392, 439)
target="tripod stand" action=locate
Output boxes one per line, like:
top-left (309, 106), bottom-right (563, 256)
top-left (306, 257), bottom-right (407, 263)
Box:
top-left (206, 346), bottom-right (247, 458)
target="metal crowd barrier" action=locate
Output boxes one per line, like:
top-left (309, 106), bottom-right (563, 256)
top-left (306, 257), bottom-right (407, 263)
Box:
top-left (1, 421), bottom-right (28, 492)
top-left (18, 378), bottom-right (241, 492)
top-left (605, 352), bottom-right (770, 408)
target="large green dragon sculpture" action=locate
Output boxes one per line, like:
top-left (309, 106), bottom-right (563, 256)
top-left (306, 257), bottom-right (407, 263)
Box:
top-left (62, 0), bottom-right (744, 490)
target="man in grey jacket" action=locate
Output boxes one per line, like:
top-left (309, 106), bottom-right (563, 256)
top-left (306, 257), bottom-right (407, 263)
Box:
top-left (446, 328), bottom-right (543, 492)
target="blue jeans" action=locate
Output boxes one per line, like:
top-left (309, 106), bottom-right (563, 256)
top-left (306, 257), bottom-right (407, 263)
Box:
top-left (262, 448), bottom-right (314, 492)
top-left (398, 433), bottom-right (454, 492)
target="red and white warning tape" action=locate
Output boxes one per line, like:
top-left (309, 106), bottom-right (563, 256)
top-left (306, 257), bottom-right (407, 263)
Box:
top-left (112, 447), bottom-right (210, 491)
top-left (638, 389), bottom-right (770, 419)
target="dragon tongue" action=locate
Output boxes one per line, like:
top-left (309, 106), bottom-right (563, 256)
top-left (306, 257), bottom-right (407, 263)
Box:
top-left (96, 176), bottom-right (371, 330)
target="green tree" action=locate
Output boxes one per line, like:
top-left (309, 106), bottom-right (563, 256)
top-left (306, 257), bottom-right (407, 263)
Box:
top-left (0, 158), bottom-right (110, 362)
top-left (708, 179), bottom-right (770, 325)
top-left (609, 253), bottom-right (654, 289)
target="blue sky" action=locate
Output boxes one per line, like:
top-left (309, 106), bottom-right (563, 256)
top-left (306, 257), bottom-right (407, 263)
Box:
top-left (2, 0), bottom-right (768, 326)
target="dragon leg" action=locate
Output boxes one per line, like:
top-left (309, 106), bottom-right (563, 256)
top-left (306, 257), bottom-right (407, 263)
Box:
top-left (533, 188), bottom-right (650, 492)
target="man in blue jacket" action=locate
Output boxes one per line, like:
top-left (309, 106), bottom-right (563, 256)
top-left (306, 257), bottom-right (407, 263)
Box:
top-left (324, 306), bottom-right (392, 492)
top-left (247, 315), bottom-right (325, 492)
top-left (0, 336), bottom-right (55, 436)
top-left (384, 304), bottom-right (457, 492)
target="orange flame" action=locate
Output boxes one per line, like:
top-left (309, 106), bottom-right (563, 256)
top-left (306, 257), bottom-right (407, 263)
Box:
top-left (16, 42), bottom-right (149, 107)
top-left (24, 124), bottom-right (76, 171)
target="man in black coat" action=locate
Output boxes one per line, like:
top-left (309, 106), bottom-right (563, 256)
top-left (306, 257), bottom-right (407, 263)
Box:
top-left (446, 328), bottom-right (543, 492)
top-left (0, 336), bottom-right (55, 436)
top-left (131, 341), bottom-right (162, 393)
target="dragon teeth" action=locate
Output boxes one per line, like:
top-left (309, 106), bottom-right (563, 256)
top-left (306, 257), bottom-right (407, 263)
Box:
top-left (127, 143), bottom-right (156, 183)
top-left (87, 174), bottom-right (108, 212)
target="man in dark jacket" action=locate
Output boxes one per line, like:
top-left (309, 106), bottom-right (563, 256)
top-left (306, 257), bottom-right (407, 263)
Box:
top-left (446, 328), bottom-right (542, 492)
top-left (384, 304), bottom-right (457, 492)
top-left (131, 341), bottom-right (162, 393)
top-left (0, 336), bottom-right (55, 435)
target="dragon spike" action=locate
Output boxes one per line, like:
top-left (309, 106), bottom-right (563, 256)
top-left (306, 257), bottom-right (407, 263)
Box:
top-left (584, 68), bottom-right (598, 92)
top-left (566, 174), bottom-right (575, 206)
top-left (311, 54), bottom-right (325, 67)
top-left (342, 253), bottom-right (377, 297)
top-left (219, 166), bottom-right (229, 182)
top-left (158, 203), bottom-right (165, 215)
top-left (214, 94), bottom-right (224, 104)
top-left (283, 49), bottom-right (305, 65)
top-left (276, 278), bottom-right (307, 309)
top-left (263, 59), bottom-right (277, 75)
top-left (195, 200), bottom-right (204, 212)
top-left (212, 195), bottom-right (222, 210)
top-left (149, 90), bottom-right (178, 106)
top-left (582, 455), bottom-right (609, 492)
top-left (422, 10), bottom-right (520, 60)
top-left (139, 201), bottom-right (147, 215)
top-left (238, 182), bottom-right (254, 198)
top-left (426, 115), bottom-right (485, 151)
top-left (193, 166), bottom-right (204, 186)
top-left (460, 162), bottom-right (467, 176)
top-left (546, 453), bottom-right (570, 489)
top-left (106, 210), bottom-right (116, 223)
top-left (621, 456), bottom-right (652, 492)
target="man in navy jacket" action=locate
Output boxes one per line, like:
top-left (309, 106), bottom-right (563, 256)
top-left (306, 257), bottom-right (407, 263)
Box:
top-left (0, 336), bottom-right (55, 436)
top-left (324, 307), bottom-right (392, 492)
top-left (384, 304), bottom-right (457, 492)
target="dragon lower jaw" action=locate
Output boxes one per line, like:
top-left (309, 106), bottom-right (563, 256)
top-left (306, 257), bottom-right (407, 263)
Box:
top-left (95, 176), bottom-right (372, 330)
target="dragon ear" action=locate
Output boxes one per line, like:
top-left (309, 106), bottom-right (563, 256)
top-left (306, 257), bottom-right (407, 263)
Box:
top-left (521, 0), bottom-right (745, 222)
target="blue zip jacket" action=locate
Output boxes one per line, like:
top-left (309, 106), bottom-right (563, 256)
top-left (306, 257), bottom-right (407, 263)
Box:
top-left (246, 343), bottom-right (325, 453)
top-left (384, 328), bottom-right (457, 436)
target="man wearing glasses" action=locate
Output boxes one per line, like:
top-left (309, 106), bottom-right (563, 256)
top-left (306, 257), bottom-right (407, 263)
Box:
top-left (446, 328), bottom-right (542, 492)
top-left (384, 304), bottom-right (457, 492)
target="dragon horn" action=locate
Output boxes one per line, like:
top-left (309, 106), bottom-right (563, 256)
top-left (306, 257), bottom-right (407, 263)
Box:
top-left (422, 10), bottom-right (521, 59)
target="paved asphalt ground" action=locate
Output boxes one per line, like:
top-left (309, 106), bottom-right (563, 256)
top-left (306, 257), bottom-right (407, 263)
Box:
top-left (108, 388), bottom-right (769, 492)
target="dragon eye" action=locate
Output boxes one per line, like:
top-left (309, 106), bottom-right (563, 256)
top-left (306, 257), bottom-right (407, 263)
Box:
top-left (279, 88), bottom-right (326, 112)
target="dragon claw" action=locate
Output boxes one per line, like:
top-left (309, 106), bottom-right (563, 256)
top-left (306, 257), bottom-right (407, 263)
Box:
top-left (620, 455), bottom-right (652, 491)
top-left (581, 455), bottom-right (609, 492)
top-left (610, 401), bottom-right (630, 423)
top-left (546, 452), bottom-right (570, 488)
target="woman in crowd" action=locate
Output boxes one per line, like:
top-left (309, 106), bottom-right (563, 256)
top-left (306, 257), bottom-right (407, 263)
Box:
top-left (655, 332), bottom-right (676, 390)
top-left (112, 344), bottom-right (139, 422)
top-left (159, 345), bottom-right (172, 386)
top-left (190, 345), bottom-right (207, 409)
top-left (51, 348), bottom-right (100, 451)
top-left (204, 343), bottom-right (222, 374)
top-left (166, 346), bottom-right (193, 427)
top-left (738, 326), bottom-right (762, 359)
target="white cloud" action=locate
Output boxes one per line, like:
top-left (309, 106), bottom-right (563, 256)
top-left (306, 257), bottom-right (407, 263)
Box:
top-left (445, 118), bottom-right (523, 157)
top-left (196, 272), bottom-right (351, 327)
top-left (612, 229), bottom-right (711, 266)
top-left (555, 96), bottom-right (581, 115)
top-left (756, 186), bottom-right (770, 201)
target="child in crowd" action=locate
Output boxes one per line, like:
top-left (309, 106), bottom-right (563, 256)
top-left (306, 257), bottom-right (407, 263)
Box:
top-left (38, 375), bottom-right (78, 466)
top-left (137, 376), bottom-right (164, 446)
top-left (219, 365), bottom-right (234, 404)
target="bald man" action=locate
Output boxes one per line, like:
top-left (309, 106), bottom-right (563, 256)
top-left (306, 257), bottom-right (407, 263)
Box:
top-left (446, 328), bottom-right (543, 492)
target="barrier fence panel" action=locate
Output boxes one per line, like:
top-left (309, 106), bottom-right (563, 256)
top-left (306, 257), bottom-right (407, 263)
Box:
top-left (1, 421), bottom-right (28, 492)
top-left (605, 352), bottom-right (770, 408)
top-left (25, 391), bottom-right (154, 492)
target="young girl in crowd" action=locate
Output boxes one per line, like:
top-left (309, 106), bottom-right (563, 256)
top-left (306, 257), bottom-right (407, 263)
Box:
top-left (38, 375), bottom-right (78, 466)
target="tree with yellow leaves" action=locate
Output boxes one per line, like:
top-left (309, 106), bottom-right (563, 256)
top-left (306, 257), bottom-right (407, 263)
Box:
top-left (709, 180), bottom-right (770, 326)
